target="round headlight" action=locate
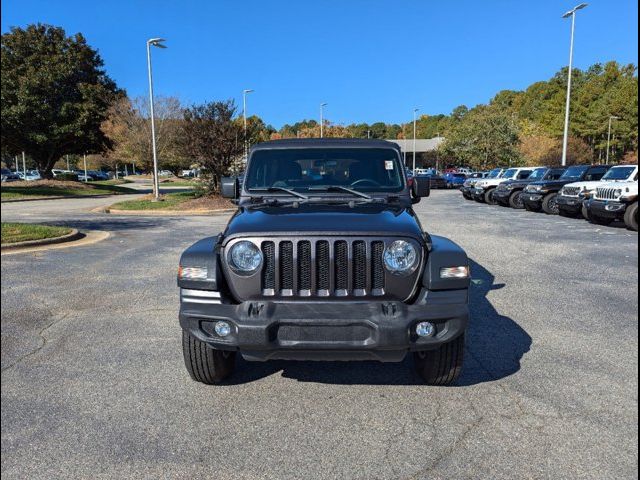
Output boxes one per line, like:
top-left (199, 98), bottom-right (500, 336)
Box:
top-left (228, 241), bottom-right (262, 274)
top-left (383, 240), bottom-right (418, 275)
top-left (614, 189), bottom-right (623, 199)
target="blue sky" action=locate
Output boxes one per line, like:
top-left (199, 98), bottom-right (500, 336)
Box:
top-left (2, 0), bottom-right (638, 128)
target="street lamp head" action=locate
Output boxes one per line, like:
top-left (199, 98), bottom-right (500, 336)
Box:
top-left (243, 89), bottom-right (254, 94)
top-left (321, 102), bottom-right (328, 107)
top-left (610, 115), bottom-right (620, 119)
top-left (563, 3), bottom-right (588, 17)
top-left (148, 38), bottom-right (167, 48)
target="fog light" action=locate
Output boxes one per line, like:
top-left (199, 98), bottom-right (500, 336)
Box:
top-left (416, 322), bottom-right (435, 337)
top-left (214, 321), bottom-right (231, 337)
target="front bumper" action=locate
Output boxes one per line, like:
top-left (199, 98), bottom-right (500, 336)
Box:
top-left (522, 192), bottom-right (544, 208)
top-left (556, 195), bottom-right (583, 213)
top-left (471, 188), bottom-right (486, 200)
top-left (587, 199), bottom-right (628, 219)
top-left (179, 288), bottom-right (469, 362)
top-left (492, 188), bottom-right (514, 204)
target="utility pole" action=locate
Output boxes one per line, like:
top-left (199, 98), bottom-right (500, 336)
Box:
top-left (560, 3), bottom-right (588, 166)
top-left (412, 108), bottom-right (419, 171)
top-left (146, 37), bottom-right (167, 200)
top-left (320, 103), bottom-right (327, 138)
top-left (606, 115), bottom-right (620, 165)
top-left (243, 89), bottom-right (254, 162)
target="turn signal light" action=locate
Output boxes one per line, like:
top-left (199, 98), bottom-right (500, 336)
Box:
top-left (178, 265), bottom-right (208, 280)
top-left (440, 266), bottom-right (470, 279)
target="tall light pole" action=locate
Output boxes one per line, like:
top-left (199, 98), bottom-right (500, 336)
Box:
top-left (243, 89), bottom-right (254, 162)
top-left (146, 37), bottom-right (167, 200)
top-left (606, 115), bottom-right (620, 164)
top-left (83, 152), bottom-right (88, 182)
top-left (412, 108), bottom-right (419, 171)
top-left (560, 3), bottom-right (588, 166)
top-left (22, 151), bottom-right (26, 176)
top-left (320, 103), bottom-right (327, 138)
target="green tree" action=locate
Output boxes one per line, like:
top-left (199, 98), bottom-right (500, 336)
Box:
top-left (181, 100), bottom-right (243, 193)
top-left (1, 24), bottom-right (120, 177)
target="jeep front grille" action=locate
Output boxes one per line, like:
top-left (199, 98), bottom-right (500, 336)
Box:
top-left (563, 186), bottom-right (581, 197)
top-left (595, 187), bottom-right (618, 200)
top-left (260, 238), bottom-right (386, 297)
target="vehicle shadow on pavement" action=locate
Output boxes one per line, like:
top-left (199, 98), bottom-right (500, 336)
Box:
top-left (226, 258), bottom-right (531, 386)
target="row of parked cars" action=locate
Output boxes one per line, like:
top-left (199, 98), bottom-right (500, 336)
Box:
top-left (407, 167), bottom-right (485, 190)
top-left (459, 164), bottom-right (639, 231)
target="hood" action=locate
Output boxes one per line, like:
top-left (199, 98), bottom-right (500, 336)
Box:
top-left (500, 178), bottom-right (535, 187)
top-left (222, 204), bottom-right (424, 243)
top-left (527, 179), bottom-right (572, 189)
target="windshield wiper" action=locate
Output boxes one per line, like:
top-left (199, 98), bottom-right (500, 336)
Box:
top-left (307, 185), bottom-right (372, 200)
top-left (250, 187), bottom-right (309, 200)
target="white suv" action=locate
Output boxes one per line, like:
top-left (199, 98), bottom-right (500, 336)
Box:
top-left (471, 167), bottom-right (539, 205)
top-left (586, 180), bottom-right (638, 231)
top-left (557, 164), bottom-right (638, 218)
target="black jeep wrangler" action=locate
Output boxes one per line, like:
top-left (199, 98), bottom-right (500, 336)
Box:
top-left (178, 139), bottom-right (470, 385)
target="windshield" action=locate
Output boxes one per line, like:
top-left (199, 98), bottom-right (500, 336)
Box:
top-left (543, 168), bottom-right (566, 180)
top-left (602, 166), bottom-right (636, 181)
top-left (526, 168), bottom-right (548, 181)
top-left (487, 168), bottom-right (502, 178)
top-left (245, 148), bottom-right (404, 193)
top-left (502, 168), bottom-right (518, 179)
top-left (560, 165), bottom-right (588, 181)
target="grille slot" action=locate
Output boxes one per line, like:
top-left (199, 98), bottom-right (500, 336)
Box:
top-left (316, 241), bottom-right (330, 292)
top-left (353, 241), bottom-right (366, 290)
top-left (371, 241), bottom-right (385, 290)
top-left (261, 242), bottom-right (275, 291)
top-left (298, 241), bottom-right (312, 292)
top-left (334, 241), bottom-right (348, 292)
top-left (279, 241), bottom-right (294, 292)
top-left (596, 187), bottom-right (618, 200)
top-left (258, 238), bottom-right (395, 298)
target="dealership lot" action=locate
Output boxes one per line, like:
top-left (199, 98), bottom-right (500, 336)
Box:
top-left (1, 190), bottom-right (637, 479)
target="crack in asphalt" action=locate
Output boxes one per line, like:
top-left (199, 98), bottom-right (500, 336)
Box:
top-left (1, 312), bottom-right (69, 373)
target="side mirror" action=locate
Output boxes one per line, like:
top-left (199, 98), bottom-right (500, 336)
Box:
top-left (221, 176), bottom-right (238, 199)
top-left (412, 176), bottom-right (430, 203)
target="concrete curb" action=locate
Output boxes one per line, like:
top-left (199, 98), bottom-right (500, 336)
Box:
top-left (1, 230), bottom-right (110, 255)
top-left (1, 228), bottom-right (82, 250)
top-left (95, 206), bottom-right (236, 216)
top-left (1, 194), bottom-right (122, 203)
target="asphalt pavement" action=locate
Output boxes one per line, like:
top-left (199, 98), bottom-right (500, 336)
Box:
top-left (1, 190), bottom-right (637, 479)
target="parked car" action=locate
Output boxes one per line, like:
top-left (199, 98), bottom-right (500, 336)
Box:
top-left (471, 167), bottom-right (537, 204)
top-left (443, 172), bottom-right (467, 189)
top-left (1, 168), bottom-right (21, 182)
top-left (460, 168), bottom-right (503, 199)
top-left (584, 181), bottom-right (638, 230)
top-left (493, 167), bottom-right (566, 209)
top-left (556, 164), bottom-right (638, 218)
top-left (158, 170), bottom-right (173, 177)
top-left (178, 138), bottom-right (470, 385)
top-left (18, 170), bottom-right (42, 181)
top-left (521, 164), bottom-right (611, 214)
top-left (416, 171), bottom-right (447, 189)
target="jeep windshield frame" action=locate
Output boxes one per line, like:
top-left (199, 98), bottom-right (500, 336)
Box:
top-left (243, 147), bottom-right (406, 196)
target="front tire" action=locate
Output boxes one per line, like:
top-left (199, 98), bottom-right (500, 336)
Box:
top-left (508, 190), bottom-right (525, 209)
top-left (542, 193), bottom-right (560, 215)
top-left (624, 202), bottom-right (638, 231)
top-left (484, 188), bottom-right (496, 205)
top-left (413, 334), bottom-right (465, 386)
top-left (182, 331), bottom-right (236, 384)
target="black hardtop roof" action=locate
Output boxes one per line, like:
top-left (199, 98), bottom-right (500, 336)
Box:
top-left (250, 138), bottom-right (402, 152)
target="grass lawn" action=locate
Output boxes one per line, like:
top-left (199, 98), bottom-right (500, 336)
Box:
top-left (1, 180), bottom-right (132, 200)
top-left (109, 191), bottom-right (197, 210)
top-left (109, 191), bottom-right (233, 211)
top-left (1, 222), bottom-right (73, 244)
